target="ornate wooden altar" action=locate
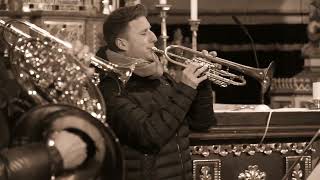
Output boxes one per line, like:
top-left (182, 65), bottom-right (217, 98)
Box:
top-left (270, 0), bottom-right (320, 108)
top-left (0, 2), bottom-right (107, 54)
top-left (190, 110), bottom-right (320, 180)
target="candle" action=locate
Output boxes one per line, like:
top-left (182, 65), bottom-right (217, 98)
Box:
top-left (313, 82), bottom-right (320, 99)
top-left (190, 0), bottom-right (198, 20)
top-left (159, 0), bottom-right (167, 4)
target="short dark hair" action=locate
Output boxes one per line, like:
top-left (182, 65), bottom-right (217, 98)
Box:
top-left (103, 4), bottom-right (147, 52)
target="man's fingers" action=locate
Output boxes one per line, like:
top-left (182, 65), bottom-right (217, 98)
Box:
top-left (201, 50), bottom-right (209, 56)
top-left (209, 51), bottom-right (217, 57)
top-left (193, 65), bottom-right (208, 77)
top-left (83, 67), bottom-right (96, 77)
top-left (201, 50), bottom-right (217, 58)
top-left (196, 74), bottom-right (208, 83)
top-left (184, 63), bottom-right (201, 74)
top-left (78, 53), bottom-right (92, 66)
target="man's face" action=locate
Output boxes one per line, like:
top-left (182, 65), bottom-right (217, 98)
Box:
top-left (123, 16), bottom-right (157, 60)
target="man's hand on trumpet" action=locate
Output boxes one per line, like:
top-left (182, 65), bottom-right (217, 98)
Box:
top-left (201, 49), bottom-right (217, 58)
top-left (179, 50), bottom-right (217, 89)
top-left (180, 63), bottom-right (208, 89)
top-left (67, 40), bottom-right (95, 77)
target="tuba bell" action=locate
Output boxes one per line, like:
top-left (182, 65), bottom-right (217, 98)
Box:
top-left (152, 45), bottom-right (274, 94)
top-left (0, 19), bottom-right (125, 179)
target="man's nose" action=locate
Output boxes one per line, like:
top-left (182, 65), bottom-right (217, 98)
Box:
top-left (150, 31), bottom-right (157, 43)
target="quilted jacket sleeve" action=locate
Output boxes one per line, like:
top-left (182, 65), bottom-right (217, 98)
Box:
top-left (187, 80), bottom-right (216, 131)
top-left (0, 143), bottom-right (63, 180)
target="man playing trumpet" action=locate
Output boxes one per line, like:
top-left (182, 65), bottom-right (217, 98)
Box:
top-left (96, 4), bottom-right (215, 180)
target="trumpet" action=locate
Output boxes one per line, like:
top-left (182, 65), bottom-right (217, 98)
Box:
top-left (152, 45), bottom-right (274, 94)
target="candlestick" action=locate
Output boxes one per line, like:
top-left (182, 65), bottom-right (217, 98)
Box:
top-left (313, 82), bottom-right (320, 99)
top-left (102, 0), bottom-right (111, 15)
top-left (310, 82), bottom-right (320, 109)
top-left (159, 0), bottom-right (167, 5)
top-left (189, 19), bottom-right (200, 50)
top-left (155, 3), bottom-right (171, 72)
top-left (155, 4), bottom-right (171, 50)
top-left (190, 0), bottom-right (198, 20)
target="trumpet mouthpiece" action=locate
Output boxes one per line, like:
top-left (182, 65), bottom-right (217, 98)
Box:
top-left (151, 47), bottom-right (163, 54)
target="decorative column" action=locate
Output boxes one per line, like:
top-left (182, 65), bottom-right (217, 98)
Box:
top-left (189, 0), bottom-right (200, 50)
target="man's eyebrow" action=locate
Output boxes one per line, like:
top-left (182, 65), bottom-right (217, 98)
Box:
top-left (140, 27), bottom-right (149, 33)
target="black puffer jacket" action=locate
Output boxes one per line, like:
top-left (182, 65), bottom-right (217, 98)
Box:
top-left (97, 48), bottom-right (215, 180)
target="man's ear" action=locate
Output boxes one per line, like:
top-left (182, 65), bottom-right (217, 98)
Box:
top-left (115, 37), bottom-right (128, 51)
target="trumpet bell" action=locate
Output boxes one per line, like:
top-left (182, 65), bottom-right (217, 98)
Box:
top-left (260, 61), bottom-right (274, 94)
top-left (9, 37), bottom-right (106, 121)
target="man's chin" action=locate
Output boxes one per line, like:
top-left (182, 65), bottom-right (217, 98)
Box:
top-left (145, 55), bottom-right (155, 61)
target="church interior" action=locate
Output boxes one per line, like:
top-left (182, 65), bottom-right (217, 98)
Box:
top-left (1, 0), bottom-right (320, 179)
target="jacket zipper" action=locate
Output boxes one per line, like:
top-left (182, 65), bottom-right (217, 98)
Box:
top-left (176, 133), bottom-right (185, 180)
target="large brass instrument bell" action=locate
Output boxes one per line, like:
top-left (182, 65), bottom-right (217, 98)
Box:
top-left (0, 19), bottom-right (106, 121)
top-left (0, 19), bottom-right (125, 179)
top-left (152, 45), bottom-right (274, 94)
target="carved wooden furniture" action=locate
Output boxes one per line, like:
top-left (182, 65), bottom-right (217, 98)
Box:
top-left (0, 10), bottom-right (106, 54)
top-left (270, 0), bottom-right (320, 108)
top-left (190, 111), bottom-right (320, 180)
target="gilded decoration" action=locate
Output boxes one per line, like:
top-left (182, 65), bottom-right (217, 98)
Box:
top-left (191, 143), bottom-right (315, 157)
top-left (43, 21), bottom-right (85, 44)
top-left (238, 165), bottom-right (266, 180)
top-left (200, 166), bottom-right (212, 180)
top-left (193, 159), bottom-right (221, 180)
top-left (291, 163), bottom-right (303, 180)
top-left (20, 0), bottom-right (98, 12)
top-left (271, 78), bottom-right (312, 94)
top-left (285, 156), bottom-right (312, 180)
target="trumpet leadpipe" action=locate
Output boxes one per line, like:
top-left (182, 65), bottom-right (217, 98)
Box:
top-left (0, 19), bottom-right (31, 39)
top-left (90, 55), bottom-right (135, 85)
top-left (152, 47), bottom-right (194, 68)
